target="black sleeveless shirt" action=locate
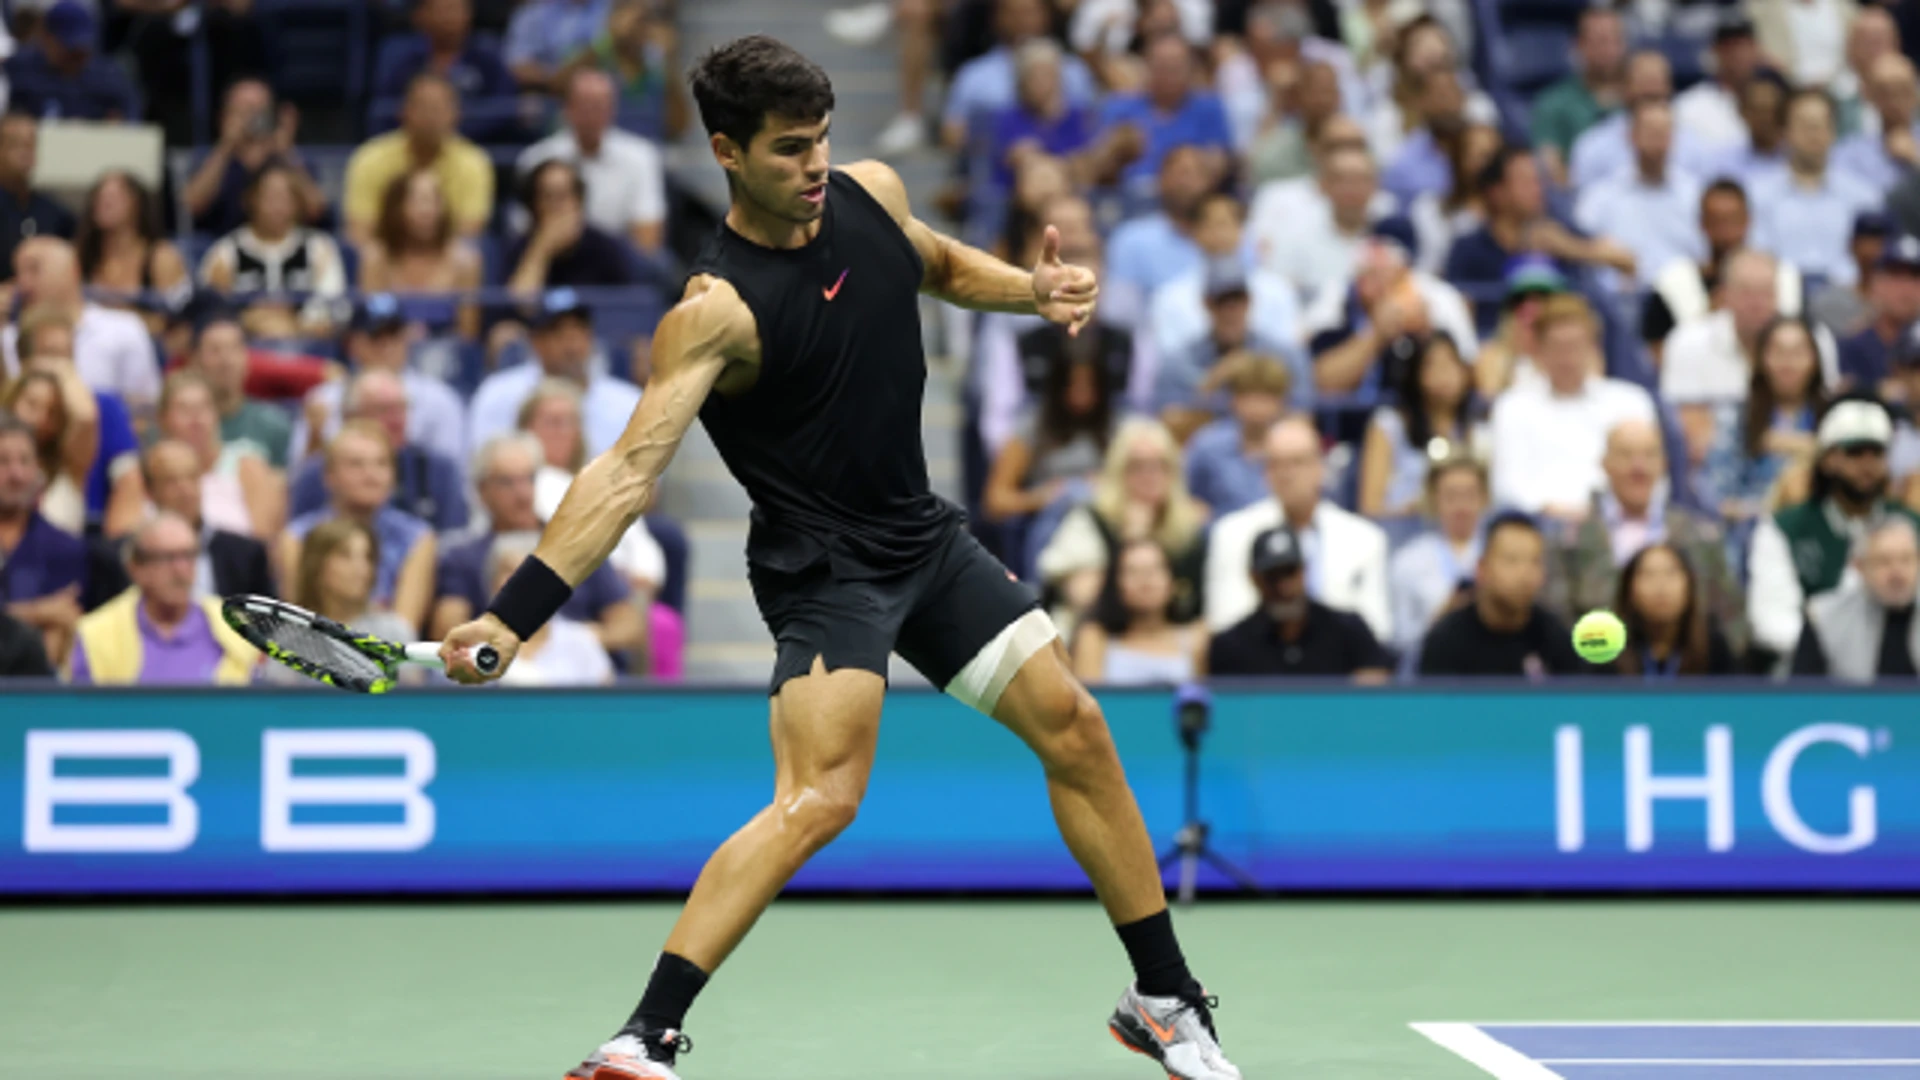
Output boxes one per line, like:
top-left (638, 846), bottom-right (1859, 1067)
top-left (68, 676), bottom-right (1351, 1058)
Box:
top-left (691, 170), bottom-right (962, 579)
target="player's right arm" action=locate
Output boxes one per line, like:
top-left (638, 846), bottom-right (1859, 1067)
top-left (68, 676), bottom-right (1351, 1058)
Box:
top-left (439, 276), bottom-right (756, 681)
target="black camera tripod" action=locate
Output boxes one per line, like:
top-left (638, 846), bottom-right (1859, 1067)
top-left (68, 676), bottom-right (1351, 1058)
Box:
top-left (1157, 684), bottom-right (1262, 904)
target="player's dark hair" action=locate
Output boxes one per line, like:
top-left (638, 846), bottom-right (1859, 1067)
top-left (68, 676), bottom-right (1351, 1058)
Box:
top-left (1612, 541), bottom-right (1713, 676)
top-left (689, 35), bottom-right (835, 149)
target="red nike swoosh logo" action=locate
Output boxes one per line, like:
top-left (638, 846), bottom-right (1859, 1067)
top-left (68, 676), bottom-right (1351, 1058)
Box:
top-left (823, 268), bottom-right (849, 301)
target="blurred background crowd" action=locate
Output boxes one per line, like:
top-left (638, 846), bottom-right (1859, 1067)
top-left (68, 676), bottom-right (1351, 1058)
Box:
top-left (3, 0), bottom-right (1920, 688)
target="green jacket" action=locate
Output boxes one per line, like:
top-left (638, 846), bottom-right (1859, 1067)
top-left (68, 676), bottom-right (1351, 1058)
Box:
top-left (1545, 494), bottom-right (1747, 653)
top-left (1773, 498), bottom-right (1920, 595)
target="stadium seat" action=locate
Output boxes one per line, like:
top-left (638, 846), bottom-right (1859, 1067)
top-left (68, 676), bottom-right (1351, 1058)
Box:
top-left (1502, 26), bottom-right (1574, 97)
top-left (257, 0), bottom-right (370, 108)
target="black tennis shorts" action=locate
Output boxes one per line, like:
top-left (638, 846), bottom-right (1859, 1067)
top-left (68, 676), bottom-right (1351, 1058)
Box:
top-left (747, 525), bottom-right (1040, 696)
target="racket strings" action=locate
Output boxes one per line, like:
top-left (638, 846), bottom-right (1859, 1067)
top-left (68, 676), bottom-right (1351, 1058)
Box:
top-left (238, 609), bottom-right (389, 685)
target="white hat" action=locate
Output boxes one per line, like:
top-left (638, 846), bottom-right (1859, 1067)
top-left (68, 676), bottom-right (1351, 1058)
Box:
top-left (1817, 400), bottom-right (1894, 451)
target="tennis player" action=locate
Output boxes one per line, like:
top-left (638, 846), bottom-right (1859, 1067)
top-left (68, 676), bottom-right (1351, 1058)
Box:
top-left (440, 35), bottom-right (1240, 1080)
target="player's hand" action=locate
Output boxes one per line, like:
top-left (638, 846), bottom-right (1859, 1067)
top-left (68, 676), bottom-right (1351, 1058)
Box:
top-left (1033, 224), bottom-right (1099, 337)
top-left (439, 614), bottom-right (521, 685)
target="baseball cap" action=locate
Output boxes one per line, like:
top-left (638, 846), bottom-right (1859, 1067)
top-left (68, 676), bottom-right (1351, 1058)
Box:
top-left (1249, 524), bottom-right (1305, 577)
top-left (530, 287), bottom-right (591, 330)
top-left (1202, 256), bottom-right (1249, 303)
top-left (1817, 399), bottom-right (1893, 451)
top-left (1881, 233), bottom-right (1920, 272)
top-left (1854, 210), bottom-right (1896, 240)
top-left (1503, 254), bottom-right (1568, 299)
top-left (1369, 215), bottom-right (1419, 262)
top-left (42, 0), bottom-right (95, 51)
top-left (351, 293), bottom-right (408, 335)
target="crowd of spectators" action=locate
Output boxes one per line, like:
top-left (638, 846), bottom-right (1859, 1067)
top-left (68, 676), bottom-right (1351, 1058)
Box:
top-left (873, 0), bottom-right (1920, 685)
top-left (0, 0), bottom-right (687, 685)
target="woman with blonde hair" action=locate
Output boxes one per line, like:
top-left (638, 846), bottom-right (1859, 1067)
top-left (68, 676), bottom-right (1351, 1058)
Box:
top-left (1037, 417), bottom-right (1209, 634)
top-left (265, 517), bottom-right (420, 685)
top-left (156, 370), bottom-right (284, 538)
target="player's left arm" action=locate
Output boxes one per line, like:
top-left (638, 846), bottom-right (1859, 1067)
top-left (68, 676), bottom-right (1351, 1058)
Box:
top-left (840, 159), bottom-right (1098, 335)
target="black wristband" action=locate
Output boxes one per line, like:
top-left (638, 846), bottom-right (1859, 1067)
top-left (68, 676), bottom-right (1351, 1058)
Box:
top-left (486, 555), bottom-right (574, 641)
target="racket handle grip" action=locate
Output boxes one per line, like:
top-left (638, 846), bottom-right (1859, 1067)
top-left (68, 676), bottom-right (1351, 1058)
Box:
top-left (474, 644), bottom-right (501, 675)
top-left (406, 642), bottom-right (503, 675)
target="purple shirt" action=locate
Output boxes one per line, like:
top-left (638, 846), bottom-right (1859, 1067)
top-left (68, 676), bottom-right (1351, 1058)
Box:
top-left (70, 601), bottom-right (228, 685)
top-left (0, 512), bottom-right (86, 605)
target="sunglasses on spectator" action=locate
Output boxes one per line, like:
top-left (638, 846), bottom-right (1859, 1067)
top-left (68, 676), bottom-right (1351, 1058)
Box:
top-left (1836, 443), bottom-right (1887, 459)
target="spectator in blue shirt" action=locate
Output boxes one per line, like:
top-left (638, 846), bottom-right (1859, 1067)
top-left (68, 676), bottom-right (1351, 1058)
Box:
top-left (1832, 54), bottom-right (1920, 192)
top-left (1750, 88), bottom-right (1887, 288)
top-left (1183, 352), bottom-right (1293, 516)
top-left (1839, 234), bottom-right (1920, 394)
top-left (505, 0), bottom-right (610, 92)
top-left (987, 38), bottom-right (1096, 190)
top-left (183, 79), bottom-right (329, 237)
top-left (289, 370), bottom-right (470, 534)
top-left (4, 1), bottom-right (138, 121)
top-left (1154, 256), bottom-right (1308, 439)
top-left (0, 113), bottom-right (73, 284)
top-left (0, 415), bottom-right (85, 669)
top-left (1097, 33), bottom-right (1234, 207)
top-left (1380, 66), bottom-right (1469, 209)
top-left (941, 0), bottom-right (1099, 152)
top-left (1105, 145), bottom-right (1212, 318)
top-left (377, 0), bottom-right (517, 103)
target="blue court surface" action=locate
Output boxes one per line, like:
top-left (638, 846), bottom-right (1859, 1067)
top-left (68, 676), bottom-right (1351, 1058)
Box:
top-left (1412, 1023), bottom-right (1920, 1079)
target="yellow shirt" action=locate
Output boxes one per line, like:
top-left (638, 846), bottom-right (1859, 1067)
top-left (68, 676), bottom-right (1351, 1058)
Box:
top-left (343, 132), bottom-right (495, 236)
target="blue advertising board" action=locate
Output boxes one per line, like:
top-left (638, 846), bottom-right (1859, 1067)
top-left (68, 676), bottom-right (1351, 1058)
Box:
top-left (1, 685), bottom-right (1915, 894)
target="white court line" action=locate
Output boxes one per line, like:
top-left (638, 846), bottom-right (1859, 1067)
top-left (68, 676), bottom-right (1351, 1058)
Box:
top-left (1536, 1053), bottom-right (1920, 1060)
top-left (1460, 1022), bottom-right (1920, 1028)
top-left (1410, 1022), bottom-right (1566, 1080)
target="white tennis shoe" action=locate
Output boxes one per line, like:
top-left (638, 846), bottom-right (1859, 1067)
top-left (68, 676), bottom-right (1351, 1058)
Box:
top-left (562, 1031), bottom-right (688, 1080)
top-left (1108, 982), bottom-right (1243, 1080)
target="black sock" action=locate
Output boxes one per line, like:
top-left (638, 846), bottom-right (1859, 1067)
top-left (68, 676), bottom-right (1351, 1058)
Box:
top-left (621, 952), bottom-right (710, 1054)
top-left (1114, 909), bottom-right (1196, 998)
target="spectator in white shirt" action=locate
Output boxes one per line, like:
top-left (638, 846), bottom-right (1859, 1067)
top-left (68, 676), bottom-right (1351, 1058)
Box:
top-left (1642, 181), bottom-right (1807, 365)
top-left (1567, 50), bottom-right (1723, 192)
top-left (1675, 15), bottom-right (1764, 152)
top-left (1749, 88), bottom-right (1885, 288)
top-left (2, 237), bottom-right (157, 418)
top-left (1253, 140), bottom-right (1384, 302)
top-left (1204, 414), bottom-right (1391, 638)
top-left (1575, 99), bottom-right (1706, 290)
top-left (1489, 293), bottom-right (1657, 520)
top-left (1662, 248), bottom-right (1841, 407)
top-left (1753, 0), bottom-right (1861, 93)
top-left (1148, 191), bottom-right (1304, 363)
top-left (516, 68), bottom-right (665, 253)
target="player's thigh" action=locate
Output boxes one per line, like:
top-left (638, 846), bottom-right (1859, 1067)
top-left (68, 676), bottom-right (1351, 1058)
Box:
top-left (768, 656), bottom-right (887, 804)
top-left (989, 638), bottom-right (1112, 768)
top-left (894, 529), bottom-right (1049, 707)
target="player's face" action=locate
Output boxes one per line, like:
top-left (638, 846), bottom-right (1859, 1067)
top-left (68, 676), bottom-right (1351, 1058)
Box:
top-left (733, 114), bottom-right (832, 224)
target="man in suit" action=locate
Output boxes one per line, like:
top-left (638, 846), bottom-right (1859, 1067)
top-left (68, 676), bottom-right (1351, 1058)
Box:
top-left (123, 439), bottom-right (277, 600)
top-left (1203, 414), bottom-right (1391, 639)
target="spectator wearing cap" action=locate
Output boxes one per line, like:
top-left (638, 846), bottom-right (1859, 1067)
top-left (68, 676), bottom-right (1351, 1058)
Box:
top-left (1529, 6), bottom-right (1628, 180)
top-left (344, 73), bottom-right (495, 246)
top-left (1544, 417), bottom-right (1745, 648)
top-left (1566, 51), bottom-right (1727, 192)
top-left (289, 296), bottom-right (467, 468)
top-left (3, 0), bottom-right (138, 121)
top-left (1833, 54), bottom-right (1920, 191)
top-left (1792, 515), bottom-right (1920, 680)
top-left (1417, 511), bottom-right (1583, 677)
top-left (1443, 147), bottom-right (1634, 326)
top-left (197, 162), bottom-right (349, 341)
top-left (1572, 100), bottom-right (1706, 291)
top-left (1153, 257), bottom-right (1307, 441)
top-left (1644, 182), bottom-right (1807, 362)
top-left (504, 0), bottom-right (613, 93)
top-left (1104, 146), bottom-right (1212, 316)
top-left (1207, 522), bottom-right (1391, 679)
top-left (183, 79), bottom-right (330, 238)
top-left (517, 68), bottom-right (666, 254)
top-left (1475, 255), bottom-right (1566, 397)
top-left (467, 291), bottom-right (641, 459)
top-left (0, 607), bottom-right (53, 678)
top-left (1093, 33), bottom-right (1234, 202)
top-left (1749, 396), bottom-right (1920, 661)
top-left (281, 422), bottom-right (437, 633)
top-left (376, 0), bottom-right (515, 103)
top-left (1303, 217), bottom-right (1479, 398)
top-left (189, 317), bottom-right (292, 471)
top-left (1490, 294), bottom-right (1657, 520)
top-left (1204, 415), bottom-right (1391, 638)
top-left (1389, 456), bottom-right (1487, 662)
top-left (2, 237), bottom-right (159, 419)
top-left (1251, 139), bottom-right (1392, 304)
top-left (1358, 331), bottom-right (1483, 520)
top-left (70, 513), bottom-right (258, 685)
top-left (0, 113), bottom-right (74, 280)
top-left (430, 433), bottom-right (645, 658)
top-left (506, 159), bottom-right (637, 296)
top-left (1825, 212), bottom-right (1899, 334)
top-left (1674, 14), bottom-right (1763, 152)
top-left (289, 370), bottom-right (469, 534)
top-left (1838, 233), bottom-right (1920, 392)
top-left (0, 413), bottom-right (85, 667)
top-left (1749, 89), bottom-right (1886, 289)
top-left (1182, 352), bottom-right (1294, 516)
top-left (1148, 192), bottom-right (1304, 372)
top-left (1663, 249), bottom-right (1841, 409)
top-left (132, 438), bottom-right (277, 602)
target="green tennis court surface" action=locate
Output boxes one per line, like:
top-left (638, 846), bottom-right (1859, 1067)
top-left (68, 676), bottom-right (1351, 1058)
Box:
top-left (3, 900), bottom-right (1914, 1079)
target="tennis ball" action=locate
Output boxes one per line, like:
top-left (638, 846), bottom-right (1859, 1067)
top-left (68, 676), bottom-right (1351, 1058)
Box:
top-left (1572, 609), bottom-right (1627, 664)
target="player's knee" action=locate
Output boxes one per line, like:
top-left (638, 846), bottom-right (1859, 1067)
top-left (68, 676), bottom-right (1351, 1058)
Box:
top-left (1035, 686), bottom-right (1118, 782)
top-left (778, 783), bottom-right (863, 854)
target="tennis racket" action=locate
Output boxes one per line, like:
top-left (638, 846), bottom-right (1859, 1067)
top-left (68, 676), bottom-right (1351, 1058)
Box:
top-left (220, 594), bottom-right (500, 693)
